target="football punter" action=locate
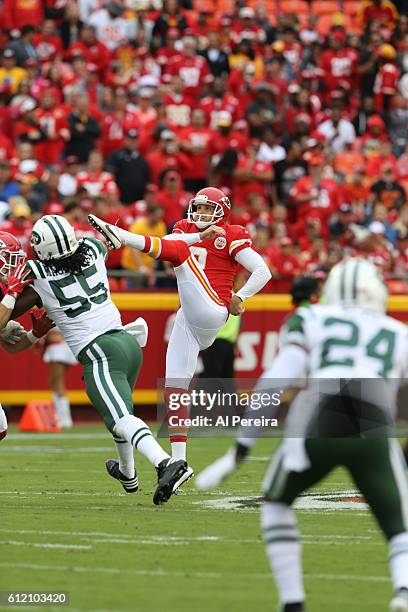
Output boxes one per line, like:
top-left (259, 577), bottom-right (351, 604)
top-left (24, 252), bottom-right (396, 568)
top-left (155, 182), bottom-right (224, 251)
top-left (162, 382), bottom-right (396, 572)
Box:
top-left (0, 216), bottom-right (188, 505)
top-left (89, 186), bottom-right (272, 484)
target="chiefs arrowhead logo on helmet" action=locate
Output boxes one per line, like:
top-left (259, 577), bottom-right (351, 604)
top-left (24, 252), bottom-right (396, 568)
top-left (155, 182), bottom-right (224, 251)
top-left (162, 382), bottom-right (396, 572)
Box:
top-left (187, 187), bottom-right (231, 229)
top-left (0, 231), bottom-right (26, 278)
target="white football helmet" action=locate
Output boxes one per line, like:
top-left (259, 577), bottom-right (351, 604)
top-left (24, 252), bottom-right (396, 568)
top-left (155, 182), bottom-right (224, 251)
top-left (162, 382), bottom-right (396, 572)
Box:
top-left (324, 257), bottom-right (388, 314)
top-left (31, 215), bottom-right (79, 261)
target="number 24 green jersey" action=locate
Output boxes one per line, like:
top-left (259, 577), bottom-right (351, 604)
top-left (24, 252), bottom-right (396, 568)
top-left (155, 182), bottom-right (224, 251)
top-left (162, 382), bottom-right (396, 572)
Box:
top-left (282, 303), bottom-right (408, 381)
top-left (26, 238), bottom-right (122, 358)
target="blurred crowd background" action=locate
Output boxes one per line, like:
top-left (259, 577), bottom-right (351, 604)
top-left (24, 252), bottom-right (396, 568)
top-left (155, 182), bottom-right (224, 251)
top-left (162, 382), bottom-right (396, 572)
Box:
top-left (0, 0), bottom-right (407, 292)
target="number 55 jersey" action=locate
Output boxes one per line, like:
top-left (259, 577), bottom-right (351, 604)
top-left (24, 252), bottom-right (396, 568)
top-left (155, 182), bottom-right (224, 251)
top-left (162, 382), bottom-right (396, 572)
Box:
top-left (26, 238), bottom-right (122, 358)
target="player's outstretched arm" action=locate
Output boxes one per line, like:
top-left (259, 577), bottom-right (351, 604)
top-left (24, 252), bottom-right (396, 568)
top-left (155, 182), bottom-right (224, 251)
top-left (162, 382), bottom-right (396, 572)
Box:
top-left (163, 225), bottom-right (226, 245)
top-left (234, 248), bottom-right (272, 299)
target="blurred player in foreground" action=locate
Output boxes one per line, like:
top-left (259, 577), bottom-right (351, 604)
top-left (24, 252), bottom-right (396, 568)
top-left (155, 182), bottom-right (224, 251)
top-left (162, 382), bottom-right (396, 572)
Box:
top-left (196, 273), bottom-right (322, 473)
top-left (0, 231), bottom-right (55, 440)
top-left (197, 258), bottom-right (408, 612)
top-left (0, 215), bottom-right (188, 505)
top-left (89, 186), bottom-right (271, 484)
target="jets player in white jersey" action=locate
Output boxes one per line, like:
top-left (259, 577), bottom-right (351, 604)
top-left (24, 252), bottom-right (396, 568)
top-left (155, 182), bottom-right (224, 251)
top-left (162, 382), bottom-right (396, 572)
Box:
top-left (0, 215), bottom-right (188, 505)
top-left (197, 258), bottom-right (408, 612)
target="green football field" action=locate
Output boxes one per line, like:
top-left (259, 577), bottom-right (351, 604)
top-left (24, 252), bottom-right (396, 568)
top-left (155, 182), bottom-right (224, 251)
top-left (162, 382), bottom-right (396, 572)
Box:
top-left (0, 425), bottom-right (399, 612)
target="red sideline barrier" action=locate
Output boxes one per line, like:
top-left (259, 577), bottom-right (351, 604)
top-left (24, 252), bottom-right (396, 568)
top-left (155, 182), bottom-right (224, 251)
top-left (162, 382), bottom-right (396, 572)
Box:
top-left (1, 293), bottom-right (408, 405)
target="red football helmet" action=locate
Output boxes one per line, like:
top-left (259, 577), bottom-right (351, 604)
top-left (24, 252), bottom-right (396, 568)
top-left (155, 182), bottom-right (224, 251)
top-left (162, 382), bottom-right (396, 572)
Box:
top-left (187, 187), bottom-right (231, 229)
top-left (0, 231), bottom-right (26, 278)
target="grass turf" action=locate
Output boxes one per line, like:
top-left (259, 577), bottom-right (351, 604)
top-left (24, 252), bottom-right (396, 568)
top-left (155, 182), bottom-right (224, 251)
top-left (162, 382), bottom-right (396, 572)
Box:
top-left (0, 425), bottom-right (396, 612)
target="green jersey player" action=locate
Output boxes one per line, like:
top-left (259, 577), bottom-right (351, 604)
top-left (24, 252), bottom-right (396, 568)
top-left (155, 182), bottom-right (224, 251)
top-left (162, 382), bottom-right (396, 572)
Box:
top-left (197, 258), bottom-right (408, 612)
top-left (2, 214), bottom-right (188, 505)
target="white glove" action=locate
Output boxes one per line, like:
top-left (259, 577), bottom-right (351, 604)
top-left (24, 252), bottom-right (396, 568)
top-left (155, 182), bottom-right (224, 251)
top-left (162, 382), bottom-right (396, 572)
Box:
top-left (0, 320), bottom-right (25, 344)
top-left (123, 317), bottom-right (149, 348)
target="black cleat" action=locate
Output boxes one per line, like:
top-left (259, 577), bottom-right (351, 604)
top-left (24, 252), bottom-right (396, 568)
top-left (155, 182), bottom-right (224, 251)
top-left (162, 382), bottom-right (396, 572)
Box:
top-left (106, 459), bottom-right (138, 493)
top-left (153, 458), bottom-right (188, 505)
top-left (281, 604), bottom-right (306, 612)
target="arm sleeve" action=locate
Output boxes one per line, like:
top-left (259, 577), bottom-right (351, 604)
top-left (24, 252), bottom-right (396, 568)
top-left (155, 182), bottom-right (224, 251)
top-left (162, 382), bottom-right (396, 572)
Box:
top-left (234, 248), bottom-right (272, 301)
top-left (163, 232), bottom-right (201, 245)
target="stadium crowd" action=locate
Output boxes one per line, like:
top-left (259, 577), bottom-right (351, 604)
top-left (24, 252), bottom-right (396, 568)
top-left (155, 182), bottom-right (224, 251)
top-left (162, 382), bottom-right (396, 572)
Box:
top-left (0, 0), bottom-right (407, 291)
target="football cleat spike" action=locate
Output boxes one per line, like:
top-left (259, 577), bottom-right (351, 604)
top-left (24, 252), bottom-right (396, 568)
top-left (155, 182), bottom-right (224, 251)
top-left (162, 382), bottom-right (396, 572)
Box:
top-left (88, 214), bottom-right (122, 250)
top-left (172, 465), bottom-right (194, 493)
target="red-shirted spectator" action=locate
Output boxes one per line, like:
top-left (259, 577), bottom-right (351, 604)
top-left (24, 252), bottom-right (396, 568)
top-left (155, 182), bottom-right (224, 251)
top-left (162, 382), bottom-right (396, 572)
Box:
top-left (66, 24), bottom-right (110, 79)
top-left (146, 129), bottom-right (194, 185)
top-left (1, 0), bottom-right (43, 30)
top-left (359, 0), bottom-right (399, 30)
top-left (358, 114), bottom-right (390, 158)
top-left (274, 237), bottom-right (302, 279)
top-left (179, 108), bottom-right (214, 192)
top-left (33, 19), bottom-right (63, 64)
top-left (290, 155), bottom-right (340, 226)
top-left (155, 170), bottom-right (190, 227)
top-left (208, 111), bottom-right (249, 159)
top-left (320, 31), bottom-right (359, 95)
top-left (200, 76), bottom-right (241, 129)
top-left (163, 75), bottom-right (193, 128)
top-left (374, 44), bottom-right (400, 113)
top-left (76, 149), bottom-right (116, 197)
top-left (101, 88), bottom-right (139, 157)
top-left (33, 88), bottom-right (69, 165)
top-left (231, 7), bottom-right (266, 48)
top-left (233, 139), bottom-right (273, 206)
top-left (365, 141), bottom-right (398, 178)
top-left (156, 28), bottom-right (182, 72)
top-left (166, 36), bottom-right (212, 103)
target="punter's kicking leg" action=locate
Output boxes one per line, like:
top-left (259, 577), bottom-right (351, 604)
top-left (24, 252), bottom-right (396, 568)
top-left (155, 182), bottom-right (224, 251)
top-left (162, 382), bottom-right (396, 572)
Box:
top-left (78, 329), bottom-right (188, 505)
top-left (88, 215), bottom-right (228, 468)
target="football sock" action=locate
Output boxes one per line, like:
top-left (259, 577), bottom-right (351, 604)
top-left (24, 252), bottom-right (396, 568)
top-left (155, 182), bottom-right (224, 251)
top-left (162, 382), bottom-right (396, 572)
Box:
top-left (52, 393), bottom-right (73, 428)
top-left (165, 388), bottom-right (188, 461)
top-left (112, 434), bottom-right (135, 479)
top-left (171, 441), bottom-right (187, 461)
top-left (113, 414), bottom-right (169, 468)
top-left (261, 501), bottom-right (305, 606)
top-left (115, 228), bottom-right (190, 267)
top-left (389, 533), bottom-right (408, 590)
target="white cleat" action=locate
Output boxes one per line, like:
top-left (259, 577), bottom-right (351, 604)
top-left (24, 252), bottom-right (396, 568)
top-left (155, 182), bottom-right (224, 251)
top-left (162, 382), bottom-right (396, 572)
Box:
top-left (172, 465), bottom-right (194, 493)
top-left (390, 589), bottom-right (408, 612)
top-left (88, 214), bottom-right (122, 250)
top-left (195, 448), bottom-right (238, 491)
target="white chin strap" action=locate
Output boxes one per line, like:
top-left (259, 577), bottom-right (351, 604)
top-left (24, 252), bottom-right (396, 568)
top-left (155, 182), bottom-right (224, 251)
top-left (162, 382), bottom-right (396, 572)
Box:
top-left (193, 217), bottom-right (216, 230)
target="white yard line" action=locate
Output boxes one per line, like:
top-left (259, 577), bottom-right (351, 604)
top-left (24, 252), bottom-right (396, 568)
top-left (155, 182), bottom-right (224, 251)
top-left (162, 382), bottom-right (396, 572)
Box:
top-left (0, 446), bottom-right (112, 453)
top-left (1, 540), bottom-right (91, 550)
top-left (0, 562), bottom-right (390, 583)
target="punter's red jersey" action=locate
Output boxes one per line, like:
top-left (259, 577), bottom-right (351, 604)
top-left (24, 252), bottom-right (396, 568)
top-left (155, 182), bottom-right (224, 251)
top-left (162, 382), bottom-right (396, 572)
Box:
top-left (173, 219), bottom-right (252, 306)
